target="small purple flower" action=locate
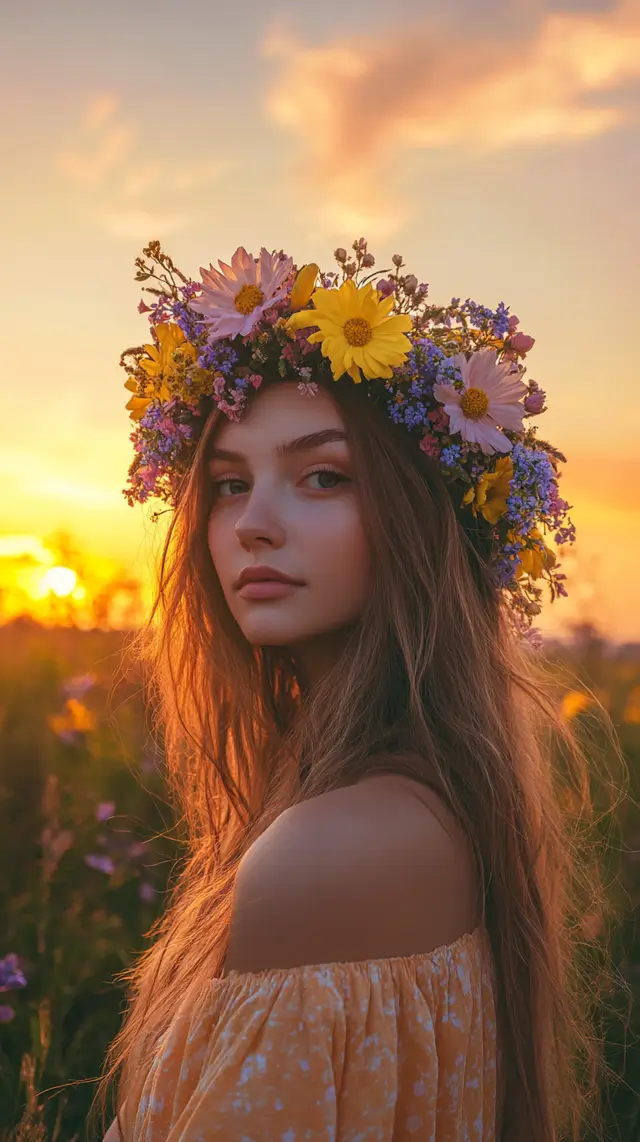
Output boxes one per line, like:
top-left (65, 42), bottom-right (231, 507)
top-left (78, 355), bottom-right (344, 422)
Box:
top-left (128, 841), bottom-right (148, 861)
top-left (84, 854), bottom-right (115, 875)
top-left (375, 278), bottom-right (395, 298)
top-left (95, 801), bottom-right (116, 822)
top-left (0, 954), bottom-right (27, 992)
top-left (63, 672), bottom-right (97, 699)
top-left (139, 882), bottom-right (157, 903)
top-left (524, 387), bottom-right (546, 415)
top-left (0, 1006), bottom-right (15, 1023)
top-left (140, 752), bottom-right (160, 774)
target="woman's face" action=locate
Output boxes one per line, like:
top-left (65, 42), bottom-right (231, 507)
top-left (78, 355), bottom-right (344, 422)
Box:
top-left (207, 381), bottom-right (371, 681)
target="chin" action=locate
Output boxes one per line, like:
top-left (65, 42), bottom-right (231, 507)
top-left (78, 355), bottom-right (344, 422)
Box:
top-left (237, 618), bottom-right (309, 647)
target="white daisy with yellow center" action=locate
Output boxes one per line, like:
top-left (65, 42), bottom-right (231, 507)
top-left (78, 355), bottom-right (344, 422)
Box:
top-left (433, 349), bottom-right (528, 455)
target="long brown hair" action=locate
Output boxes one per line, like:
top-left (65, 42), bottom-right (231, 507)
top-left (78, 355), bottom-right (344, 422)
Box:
top-left (95, 376), bottom-right (628, 1141)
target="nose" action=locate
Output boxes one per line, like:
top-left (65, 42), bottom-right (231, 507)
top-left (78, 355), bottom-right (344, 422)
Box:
top-left (234, 495), bottom-right (286, 550)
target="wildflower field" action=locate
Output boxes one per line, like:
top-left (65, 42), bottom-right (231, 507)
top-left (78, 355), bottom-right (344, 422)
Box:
top-left (0, 618), bottom-right (638, 1141)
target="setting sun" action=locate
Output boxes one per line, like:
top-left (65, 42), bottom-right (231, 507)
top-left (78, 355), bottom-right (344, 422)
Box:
top-left (0, 533), bottom-right (150, 630)
top-left (41, 566), bottom-right (78, 598)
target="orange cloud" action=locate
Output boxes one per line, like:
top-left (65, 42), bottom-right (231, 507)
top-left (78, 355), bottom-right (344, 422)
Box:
top-left (263, 0), bottom-right (640, 231)
top-left (56, 95), bottom-right (231, 239)
top-left (58, 94), bottom-right (134, 187)
top-left (84, 93), bottom-right (120, 132)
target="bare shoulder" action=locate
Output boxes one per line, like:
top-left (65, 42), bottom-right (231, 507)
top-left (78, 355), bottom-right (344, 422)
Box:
top-left (222, 774), bottom-right (480, 976)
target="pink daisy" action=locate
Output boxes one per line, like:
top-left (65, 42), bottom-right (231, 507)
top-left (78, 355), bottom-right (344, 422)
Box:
top-left (188, 246), bottom-right (293, 341)
top-left (433, 349), bottom-right (527, 455)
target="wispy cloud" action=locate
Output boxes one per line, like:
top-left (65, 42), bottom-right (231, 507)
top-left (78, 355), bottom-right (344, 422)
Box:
top-left (98, 208), bottom-right (193, 240)
top-left (83, 93), bottom-right (120, 132)
top-left (56, 94), bottom-right (231, 239)
top-left (57, 94), bottom-right (135, 186)
top-left (263, 0), bottom-right (640, 232)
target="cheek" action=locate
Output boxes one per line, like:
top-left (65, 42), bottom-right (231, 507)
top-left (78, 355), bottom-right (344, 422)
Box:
top-left (207, 512), bottom-right (232, 582)
top-left (306, 501), bottom-right (371, 593)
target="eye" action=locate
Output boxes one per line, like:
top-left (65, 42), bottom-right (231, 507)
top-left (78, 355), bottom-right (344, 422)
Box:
top-left (304, 466), bottom-right (349, 491)
top-left (211, 466), bottom-right (349, 497)
top-left (212, 477), bottom-right (247, 497)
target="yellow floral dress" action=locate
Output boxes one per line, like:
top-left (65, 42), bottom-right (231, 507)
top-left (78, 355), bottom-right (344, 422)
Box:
top-left (132, 923), bottom-right (501, 1140)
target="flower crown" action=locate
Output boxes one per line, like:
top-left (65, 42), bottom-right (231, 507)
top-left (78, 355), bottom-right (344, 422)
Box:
top-left (121, 237), bottom-right (575, 638)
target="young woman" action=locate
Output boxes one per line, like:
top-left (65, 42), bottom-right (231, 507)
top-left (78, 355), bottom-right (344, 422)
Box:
top-left (97, 240), bottom-right (621, 1141)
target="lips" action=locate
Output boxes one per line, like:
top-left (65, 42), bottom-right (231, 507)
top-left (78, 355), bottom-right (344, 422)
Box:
top-left (235, 566), bottom-right (303, 590)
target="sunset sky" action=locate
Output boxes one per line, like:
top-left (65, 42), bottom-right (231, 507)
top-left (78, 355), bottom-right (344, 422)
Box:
top-left (2, 0), bottom-right (639, 639)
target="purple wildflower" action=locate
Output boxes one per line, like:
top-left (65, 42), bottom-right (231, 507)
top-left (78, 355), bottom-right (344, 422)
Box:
top-left (0, 954), bottom-right (27, 992)
top-left (96, 801), bottom-right (116, 822)
top-left (375, 278), bottom-right (396, 298)
top-left (63, 672), bottom-right (97, 699)
top-left (140, 752), bottom-right (161, 775)
top-left (524, 387), bottom-right (547, 416)
top-left (84, 854), bottom-right (115, 875)
top-left (128, 841), bottom-right (148, 861)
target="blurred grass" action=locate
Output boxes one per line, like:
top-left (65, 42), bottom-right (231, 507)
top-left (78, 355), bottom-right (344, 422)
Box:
top-left (0, 617), bottom-right (638, 1140)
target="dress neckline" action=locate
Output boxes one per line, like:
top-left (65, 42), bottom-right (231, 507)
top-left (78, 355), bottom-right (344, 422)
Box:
top-left (218, 922), bottom-right (487, 984)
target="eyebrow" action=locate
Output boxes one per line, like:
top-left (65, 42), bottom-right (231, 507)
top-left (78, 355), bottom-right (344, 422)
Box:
top-left (209, 428), bottom-right (349, 463)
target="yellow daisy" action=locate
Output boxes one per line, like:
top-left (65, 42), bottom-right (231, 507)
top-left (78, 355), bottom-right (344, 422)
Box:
top-left (125, 322), bottom-right (197, 421)
top-left (290, 263), bottom-right (320, 310)
top-left (462, 456), bottom-right (513, 524)
top-left (286, 279), bottom-right (412, 383)
top-left (124, 378), bottom-right (157, 421)
top-left (510, 526), bottom-right (557, 580)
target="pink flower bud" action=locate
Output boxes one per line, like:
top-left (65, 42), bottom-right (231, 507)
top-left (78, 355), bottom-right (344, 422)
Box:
top-left (428, 406), bottom-right (450, 432)
top-left (510, 332), bottom-right (535, 353)
top-left (404, 274), bottom-right (418, 293)
top-left (507, 314), bottom-right (520, 332)
top-left (362, 252), bottom-right (375, 268)
top-left (392, 254), bottom-right (404, 268)
top-left (138, 299), bottom-right (151, 313)
top-left (344, 262), bottom-right (357, 278)
top-left (524, 388), bottom-right (546, 415)
top-left (419, 431), bottom-right (441, 458)
top-left (334, 248), bottom-right (347, 262)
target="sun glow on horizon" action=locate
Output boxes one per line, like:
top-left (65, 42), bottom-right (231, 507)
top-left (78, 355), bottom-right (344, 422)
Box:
top-left (40, 566), bottom-right (78, 598)
top-left (0, 533), bottom-right (151, 630)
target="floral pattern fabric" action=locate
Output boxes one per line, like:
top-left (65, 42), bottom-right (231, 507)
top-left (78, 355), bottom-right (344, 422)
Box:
top-left (133, 924), bottom-right (501, 1141)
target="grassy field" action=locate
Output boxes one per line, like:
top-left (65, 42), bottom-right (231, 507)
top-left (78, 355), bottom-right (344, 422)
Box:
top-left (0, 618), bottom-right (638, 1141)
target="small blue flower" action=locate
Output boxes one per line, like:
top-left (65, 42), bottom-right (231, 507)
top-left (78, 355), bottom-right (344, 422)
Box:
top-left (440, 445), bottom-right (462, 468)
